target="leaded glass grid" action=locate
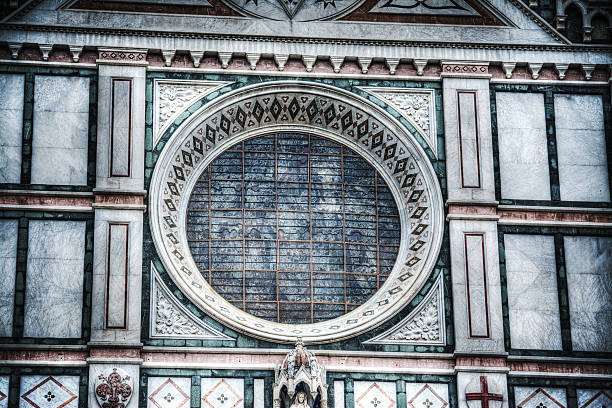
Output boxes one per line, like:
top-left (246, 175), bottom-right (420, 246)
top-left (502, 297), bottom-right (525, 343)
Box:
top-left (186, 133), bottom-right (401, 324)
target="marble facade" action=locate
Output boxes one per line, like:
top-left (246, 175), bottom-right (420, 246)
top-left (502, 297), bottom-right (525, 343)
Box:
top-left (0, 0), bottom-right (611, 407)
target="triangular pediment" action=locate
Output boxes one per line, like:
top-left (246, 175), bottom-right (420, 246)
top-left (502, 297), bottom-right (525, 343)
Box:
top-left (4, 0), bottom-right (567, 45)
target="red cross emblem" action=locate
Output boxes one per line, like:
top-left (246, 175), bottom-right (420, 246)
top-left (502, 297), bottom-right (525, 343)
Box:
top-left (465, 376), bottom-right (503, 408)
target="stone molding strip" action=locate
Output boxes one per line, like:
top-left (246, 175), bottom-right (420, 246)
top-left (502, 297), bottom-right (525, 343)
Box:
top-left (0, 190), bottom-right (148, 212)
top-left (448, 204), bottom-right (612, 227)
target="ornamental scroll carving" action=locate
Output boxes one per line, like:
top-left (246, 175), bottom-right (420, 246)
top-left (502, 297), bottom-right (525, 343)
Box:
top-left (363, 273), bottom-right (445, 345)
top-left (150, 264), bottom-right (234, 340)
top-left (94, 368), bottom-right (133, 408)
top-left (154, 80), bottom-right (232, 146)
top-left (359, 87), bottom-right (437, 156)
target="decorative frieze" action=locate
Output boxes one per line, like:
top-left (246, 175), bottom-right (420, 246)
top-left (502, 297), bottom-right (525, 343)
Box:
top-left (442, 62), bottom-right (489, 75)
top-left (98, 49), bottom-right (147, 62)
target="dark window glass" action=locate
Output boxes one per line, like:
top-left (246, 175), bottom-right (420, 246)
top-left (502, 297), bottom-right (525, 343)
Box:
top-left (186, 133), bottom-right (401, 324)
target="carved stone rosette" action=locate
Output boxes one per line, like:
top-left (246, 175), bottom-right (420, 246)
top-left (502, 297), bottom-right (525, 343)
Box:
top-left (94, 368), bottom-right (133, 408)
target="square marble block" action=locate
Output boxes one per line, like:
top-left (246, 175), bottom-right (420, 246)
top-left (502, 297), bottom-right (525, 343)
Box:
top-left (514, 386), bottom-right (567, 408)
top-left (577, 389), bottom-right (612, 408)
top-left (201, 378), bottom-right (244, 408)
top-left (406, 383), bottom-right (449, 408)
top-left (0, 376), bottom-right (8, 408)
top-left (23, 220), bottom-right (86, 338)
top-left (31, 75), bottom-right (90, 186)
top-left (0, 220), bottom-right (18, 337)
top-left (504, 234), bottom-right (562, 350)
top-left (19, 375), bottom-right (79, 408)
top-left (564, 236), bottom-right (612, 352)
top-left (147, 377), bottom-right (191, 408)
top-left (354, 381), bottom-right (396, 408)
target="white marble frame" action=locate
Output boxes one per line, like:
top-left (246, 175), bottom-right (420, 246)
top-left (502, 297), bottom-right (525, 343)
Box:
top-left (450, 220), bottom-right (505, 353)
top-left (96, 64), bottom-right (146, 191)
top-left (91, 208), bottom-right (143, 343)
top-left (443, 78), bottom-right (496, 203)
top-left (149, 80), bottom-right (444, 343)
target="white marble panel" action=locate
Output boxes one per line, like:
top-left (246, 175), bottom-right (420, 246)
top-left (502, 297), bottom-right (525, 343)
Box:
top-left (147, 377), bottom-right (191, 408)
top-left (31, 75), bottom-right (89, 186)
top-left (97, 65), bottom-right (146, 191)
top-left (111, 79), bottom-right (132, 177)
top-left (19, 375), bottom-right (79, 408)
top-left (91, 209), bottom-right (143, 344)
top-left (564, 236), bottom-right (612, 352)
top-left (406, 383), bottom-right (449, 408)
top-left (0, 220), bottom-right (18, 337)
top-left (443, 78), bottom-right (495, 202)
top-left (514, 386), bottom-right (566, 408)
top-left (465, 233), bottom-right (489, 338)
top-left (457, 373), bottom-right (508, 408)
top-left (201, 378), bottom-right (244, 408)
top-left (333, 380), bottom-right (344, 408)
top-left (354, 381), bottom-right (396, 408)
top-left (505, 234), bottom-right (562, 350)
top-left (577, 389), bottom-right (612, 408)
top-left (451, 220), bottom-right (504, 353)
top-left (496, 92), bottom-right (550, 200)
top-left (106, 223), bottom-right (128, 328)
top-left (0, 74), bottom-right (24, 183)
top-left (0, 376), bottom-right (8, 408)
top-left (23, 220), bottom-right (85, 338)
top-left (554, 94), bottom-right (610, 202)
top-left (458, 91), bottom-right (481, 188)
top-left (254, 379), bottom-right (265, 408)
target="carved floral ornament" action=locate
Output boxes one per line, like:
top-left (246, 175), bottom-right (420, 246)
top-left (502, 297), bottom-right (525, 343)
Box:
top-left (94, 368), bottom-right (133, 408)
top-left (149, 81), bottom-right (444, 343)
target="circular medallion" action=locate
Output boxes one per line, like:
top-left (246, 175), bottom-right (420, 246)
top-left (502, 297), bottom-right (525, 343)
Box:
top-left (150, 81), bottom-right (443, 343)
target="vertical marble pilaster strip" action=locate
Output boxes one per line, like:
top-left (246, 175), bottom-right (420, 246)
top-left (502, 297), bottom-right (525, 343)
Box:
top-left (457, 91), bottom-right (481, 188)
top-left (464, 233), bottom-right (489, 338)
top-left (106, 223), bottom-right (129, 329)
top-left (334, 380), bottom-right (345, 408)
top-left (110, 79), bottom-right (132, 177)
top-left (253, 379), bottom-right (264, 408)
top-left (0, 220), bottom-right (18, 336)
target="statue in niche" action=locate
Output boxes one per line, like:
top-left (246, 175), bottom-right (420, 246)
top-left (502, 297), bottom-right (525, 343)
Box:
top-left (273, 338), bottom-right (328, 408)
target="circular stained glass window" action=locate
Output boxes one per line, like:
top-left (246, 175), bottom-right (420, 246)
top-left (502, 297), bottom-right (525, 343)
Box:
top-left (186, 133), bottom-right (401, 324)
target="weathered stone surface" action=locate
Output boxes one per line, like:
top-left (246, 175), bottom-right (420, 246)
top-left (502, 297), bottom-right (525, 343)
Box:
top-left (0, 74), bottom-right (24, 183)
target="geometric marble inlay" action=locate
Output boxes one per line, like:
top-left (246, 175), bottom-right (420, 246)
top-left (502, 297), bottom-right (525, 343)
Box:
top-left (19, 376), bottom-right (79, 408)
top-left (148, 377), bottom-right (190, 408)
top-left (201, 378), bottom-right (244, 408)
top-left (515, 387), bottom-right (566, 408)
top-left (577, 389), bottom-right (612, 408)
top-left (0, 376), bottom-right (8, 408)
top-left (407, 383), bottom-right (449, 408)
top-left (354, 381), bottom-right (396, 408)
